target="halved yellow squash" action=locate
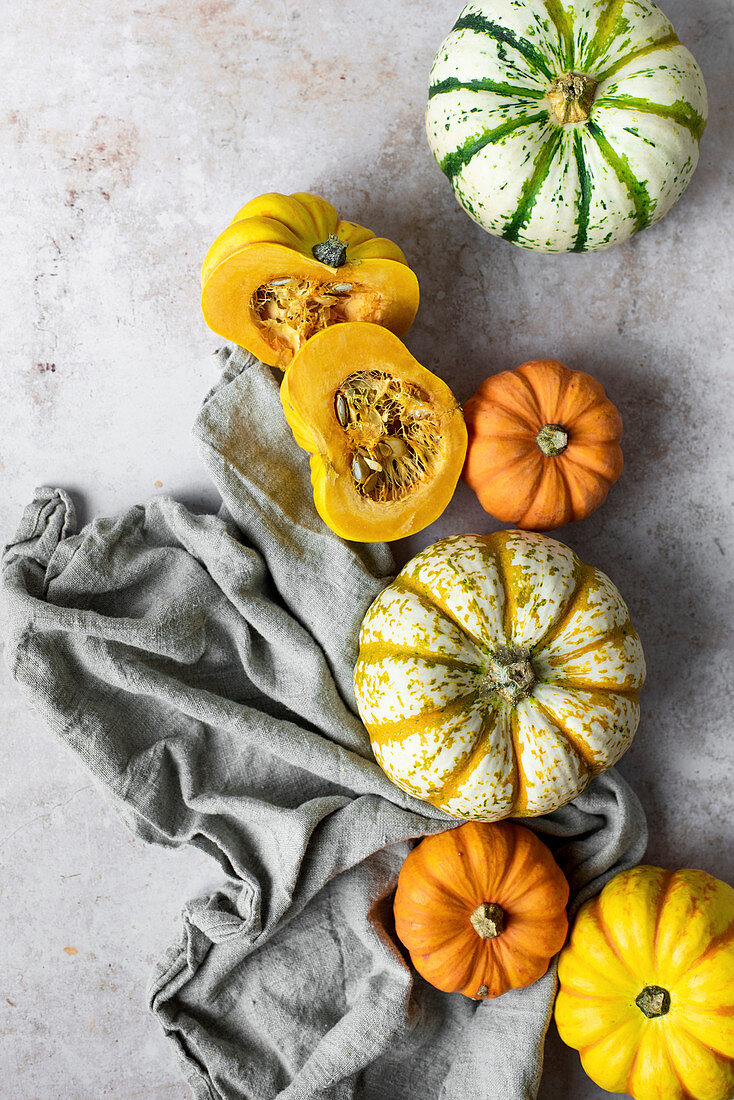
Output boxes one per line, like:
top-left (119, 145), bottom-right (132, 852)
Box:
top-left (280, 322), bottom-right (467, 542)
top-left (201, 192), bottom-right (419, 368)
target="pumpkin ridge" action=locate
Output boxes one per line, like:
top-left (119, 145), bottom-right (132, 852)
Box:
top-left (519, 360), bottom-right (579, 425)
top-left (451, 13), bottom-right (555, 81)
top-left (466, 391), bottom-right (541, 434)
top-left (394, 573), bottom-right (500, 653)
top-left (521, 559), bottom-right (590, 654)
top-left (511, 363), bottom-right (559, 423)
top-left (543, 0), bottom-right (575, 69)
top-left (530, 696), bottom-right (598, 770)
top-left (595, 898), bottom-right (640, 977)
top-left (556, 450), bottom-right (620, 486)
top-left (513, 462), bottom-right (550, 528)
top-left (435, 709), bottom-right (509, 808)
top-left (520, 461), bottom-right (573, 530)
top-left (594, 31), bottom-right (679, 85)
top-left (582, 0), bottom-right (626, 70)
top-left (541, 620), bottom-right (640, 678)
top-left (587, 121), bottom-right (652, 233)
top-left (674, 914), bottom-right (734, 983)
top-left (651, 867), bottom-right (677, 972)
top-left (440, 111), bottom-right (550, 181)
top-left (502, 129), bottom-right (563, 244)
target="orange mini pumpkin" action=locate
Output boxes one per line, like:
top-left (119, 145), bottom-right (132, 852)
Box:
top-left (393, 821), bottom-right (569, 1000)
top-left (462, 359), bottom-right (623, 531)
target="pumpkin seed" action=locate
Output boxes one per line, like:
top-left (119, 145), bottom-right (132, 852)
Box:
top-left (352, 454), bottom-right (371, 482)
top-left (361, 471), bottom-right (380, 494)
top-left (330, 283), bottom-right (353, 294)
top-left (336, 394), bottom-right (349, 427)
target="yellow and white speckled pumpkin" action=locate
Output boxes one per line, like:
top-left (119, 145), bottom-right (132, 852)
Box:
top-left (354, 530), bottom-right (645, 820)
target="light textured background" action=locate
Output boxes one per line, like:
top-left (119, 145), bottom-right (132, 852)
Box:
top-left (1, 1), bottom-right (732, 1096)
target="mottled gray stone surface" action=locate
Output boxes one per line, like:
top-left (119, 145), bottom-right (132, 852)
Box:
top-left (1, 1), bottom-right (732, 1096)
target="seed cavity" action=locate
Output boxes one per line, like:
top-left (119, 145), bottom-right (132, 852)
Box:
top-left (251, 277), bottom-right (383, 365)
top-left (333, 370), bottom-right (442, 502)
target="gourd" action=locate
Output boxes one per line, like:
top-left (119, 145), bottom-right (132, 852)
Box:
top-left (394, 820), bottom-right (569, 999)
top-left (555, 865), bottom-right (734, 1100)
top-left (354, 529), bottom-right (645, 819)
top-left (462, 358), bottom-right (623, 530)
top-left (280, 322), bottom-right (467, 542)
top-left (425, 0), bottom-right (708, 252)
top-left (201, 192), bottom-right (419, 367)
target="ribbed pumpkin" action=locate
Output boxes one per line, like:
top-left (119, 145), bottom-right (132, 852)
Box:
top-left (354, 529), bottom-right (645, 820)
top-left (462, 358), bottom-right (623, 530)
top-left (280, 322), bottom-right (467, 542)
top-left (201, 192), bottom-right (419, 367)
top-left (394, 821), bottom-right (569, 999)
top-left (425, 0), bottom-right (708, 252)
top-left (555, 866), bottom-right (734, 1100)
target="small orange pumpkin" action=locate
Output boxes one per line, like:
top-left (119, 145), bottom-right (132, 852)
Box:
top-left (462, 359), bottom-right (623, 531)
top-left (393, 821), bottom-right (569, 1000)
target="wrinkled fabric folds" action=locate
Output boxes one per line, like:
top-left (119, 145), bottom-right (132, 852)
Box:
top-left (2, 346), bottom-right (647, 1099)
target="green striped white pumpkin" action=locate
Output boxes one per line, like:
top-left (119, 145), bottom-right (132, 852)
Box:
top-left (354, 530), bottom-right (645, 821)
top-left (426, 0), bottom-right (707, 252)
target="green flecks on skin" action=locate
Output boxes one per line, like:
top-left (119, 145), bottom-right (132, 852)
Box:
top-left (543, 0), bottom-right (575, 68)
top-left (587, 120), bottom-right (651, 233)
top-left (440, 111), bottom-right (549, 180)
top-left (594, 31), bottom-right (679, 84)
top-left (572, 129), bottom-right (592, 252)
top-left (502, 129), bottom-right (562, 243)
top-left (452, 13), bottom-right (555, 81)
top-left (595, 95), bottom-right (707, 142)
top-left (428, 76), bottom-right (546, 101)
top-left (582, 0), bottom-right (628, 69)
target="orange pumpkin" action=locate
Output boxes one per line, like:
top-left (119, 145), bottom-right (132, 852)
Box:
top-left (393, 821), bottom-right (569, 999)
top-left (462, 359), bottom-right (623, 531)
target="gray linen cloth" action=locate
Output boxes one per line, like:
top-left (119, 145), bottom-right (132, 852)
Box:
top-left (2, 346), bottom-right (647, 1099)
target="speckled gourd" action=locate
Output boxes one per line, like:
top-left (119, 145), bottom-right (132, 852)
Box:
top-left (426, 0), bottom-right (708, 252)
top-left (353, 530), bottom-right (645, 820)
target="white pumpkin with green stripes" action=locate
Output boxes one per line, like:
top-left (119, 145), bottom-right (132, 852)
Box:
top-left (354, 530), bottom-right (645, 820)
top-left (426, 0), bottom-right (707, 252)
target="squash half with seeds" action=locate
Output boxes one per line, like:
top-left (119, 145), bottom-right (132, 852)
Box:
top-left (354, 530), bottom-right (645, 820)
top-left (280, 322), bottom-right (467, 542)
top-left (426, 0), bottom-right (707, 252)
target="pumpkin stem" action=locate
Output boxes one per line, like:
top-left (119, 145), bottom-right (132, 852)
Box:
top-left (312, 234), bottom-right (348, 268)
top-left (481, 645), bottom-right (536, 706)
top-left (470, 902), bottom-right (505, 939)
top-left (547, 72), bottom-right (598, 125)
top-left (636, 986), bottom-right (671, 1018)
top-left (536, 423), bottom-right (569, 457)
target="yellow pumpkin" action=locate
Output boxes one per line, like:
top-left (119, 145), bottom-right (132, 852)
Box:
top-left (555, 865), bottom-right (734, 1100)
top-left (280, 322), bottom-right (467, 542)
top-left (201, 192), bottom-right (419, 368)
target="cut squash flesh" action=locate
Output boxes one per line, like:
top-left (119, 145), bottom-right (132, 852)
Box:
top-left (280, 323), bottom-right (467, 542)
